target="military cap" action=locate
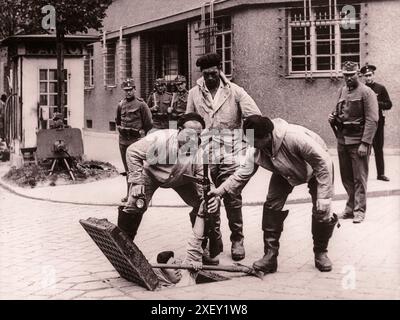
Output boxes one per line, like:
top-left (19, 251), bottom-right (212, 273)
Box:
top-left (155, 78), bottom-right (166, 85)
top-left (121, 78), bottom-right (135, 90)
top-left (52, 112), bottom-right (63, 120)
top-left (341, 61), bottom-right (359, 75)
top-left (360, 64), bottom-right (376, 75)
top-left (196, 53), bottom-right (222, 70)
top-left (175, 75), bottom-right (186, 83)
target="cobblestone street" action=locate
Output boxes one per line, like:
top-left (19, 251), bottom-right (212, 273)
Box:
top-left (1, 186), bottom-right (399, 300)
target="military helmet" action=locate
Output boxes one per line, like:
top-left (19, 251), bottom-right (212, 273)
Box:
top-left (175, 75), bottom-right (187, 84)
top-left (155, 78), bottom-right (166, 86)
top-left (121, 78), bottom-right (135, 90)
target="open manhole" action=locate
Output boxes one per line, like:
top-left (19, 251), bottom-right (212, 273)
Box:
top-left (80, 217), bottom-right (230, 291)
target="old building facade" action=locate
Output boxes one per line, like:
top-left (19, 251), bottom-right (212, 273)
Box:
top-left (76, 0), bottom-right (400, 161)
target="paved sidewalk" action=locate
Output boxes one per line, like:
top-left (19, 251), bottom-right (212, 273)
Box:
top-left (0, 153), bottom-right (399, 206)
top-left (0, 188), bottom-right (399, 300)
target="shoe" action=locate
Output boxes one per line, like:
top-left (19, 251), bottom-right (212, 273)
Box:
top-left (202, 249), bottom-right (219, 266)
top-left (353, 214), bottom-right (365, 224)
top-left (377, 175), bottom-right (390, 182)
top-left (231, 239), bottom-right (245, 261)
top-left (337, 211), bottom-right (354, 219)
top-left (312, 214), bottom-right (338, 272)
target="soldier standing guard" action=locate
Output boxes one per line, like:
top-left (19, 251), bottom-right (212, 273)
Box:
top-left (169, 75), bottom-right (188, 121)
top-left (328, 61), bottom-right (379, 224)
top-left (147, 78), bottom-right (172, 129)
top-left (360, 64), bottom-right (393, 182)
top-left (116, 78), bottom-right (153, 202)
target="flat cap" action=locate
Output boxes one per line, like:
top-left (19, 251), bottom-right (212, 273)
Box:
top-left (342, 61), bottom-right (359, 75)
top-left (196, 53), bottom-right (222, 70)
top-left (155, 78), bottom-right (166, 85)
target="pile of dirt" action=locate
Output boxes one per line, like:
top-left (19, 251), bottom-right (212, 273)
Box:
top-left (3, 159), bottom-right (119, 188)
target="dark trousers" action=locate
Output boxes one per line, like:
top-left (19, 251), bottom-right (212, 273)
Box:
top-left (119, 140), bottom-right (139, 196)
top-left (373, 116), bottom-right (385, 176)
top-left (210, 163), bottom-right (244, 242)
top-left (338, 143), bottom-right (370, 216)
top-left (264, 174), bottom-right (326, 220)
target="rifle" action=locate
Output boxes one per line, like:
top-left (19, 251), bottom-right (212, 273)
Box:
top-left (183, 162), bottom-right (221, 257)
top-left (151, 262), bottom-right (264, 279)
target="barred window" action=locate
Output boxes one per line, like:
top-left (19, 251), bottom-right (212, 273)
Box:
top-left (215, 16), bottom-right (232, 77)
top-left (197, 15), bottom-right (233, 78)
top-left (288, 2), bottom-right (360, 76)
top-left (119, 37), bottom-right (132, 83)
top-left (104, 41), bottom-right (117, 86)
top-left (84, 46), bottom-right (94, 88)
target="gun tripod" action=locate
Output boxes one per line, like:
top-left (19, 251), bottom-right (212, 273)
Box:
top-left (49, 157), bottom-right (75, 181)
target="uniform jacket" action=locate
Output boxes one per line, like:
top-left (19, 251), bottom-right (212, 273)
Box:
top-left (147, 91), bottom-right (173, 129)
top-left (116, 97), bottom-right (153, 145)
top-left (126, 129), bottom-right (204, 189)
top-left (366, 82), bottom-right (392, 120)
top-left (219, 118), bottom-right (334, 200)
top-left (334, 83), bottom-right (379, 145)
top-left (171, 90), bottom-right (188, 116)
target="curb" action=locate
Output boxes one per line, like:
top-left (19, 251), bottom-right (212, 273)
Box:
top-left (1, 179), bottom-right (399, 208)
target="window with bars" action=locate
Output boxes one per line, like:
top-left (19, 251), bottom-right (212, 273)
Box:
top-left (215, 16), bottom-right (233, 77)
top-left (198, 15), bottom-right (233, 77)
top-left (105, 41), bottom-right (117, 86)
top-left (120, 38), bottom-right (132, 81)
top-left (84, 46), bottom-right (94, 88)
top-left (288, 2), bottom-right (360, 75)
top-left (162, 44), bottom-right (179, 79)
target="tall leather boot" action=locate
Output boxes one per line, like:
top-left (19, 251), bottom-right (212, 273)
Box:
top-left (312, 214), bottom-right (338, 272)
top-left (117, 206), bottom-right (143, 241)
top-left (227, 207), bottom-right (245, 261)
top-left (253, 206), bottom-right (289, 273)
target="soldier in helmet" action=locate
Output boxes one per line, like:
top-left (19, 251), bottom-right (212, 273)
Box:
top-left (116, 78), bottom-right (153, 202)
top-left (169, 75), bottom-right (189, 121)
top-left (147, 78), bottom-right (172, 129)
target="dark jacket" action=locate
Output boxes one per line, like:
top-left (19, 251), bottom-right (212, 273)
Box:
top-left (366, 82), bottom-right (392, 120)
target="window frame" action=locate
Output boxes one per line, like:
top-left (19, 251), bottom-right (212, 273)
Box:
top-left (84, 45), bottom-right (95, 89)
top-left (287, 3), bottom-right (361, 78)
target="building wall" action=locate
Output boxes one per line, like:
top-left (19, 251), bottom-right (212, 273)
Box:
top-left (231, 2), bottom-right (400, 148)
top-left (102, 0), bottom-right (204, 32)
top-left (22, 57), bottom-right (85, 148)
top-left (365, 0), bottom-right (400, 148)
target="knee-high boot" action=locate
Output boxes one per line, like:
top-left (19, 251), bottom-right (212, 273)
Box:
top-left (312, 214), bottom-right (338, 272)
top-left (117, 206), bottom-right (144, 241)
top-left (253, 205), bottom-right (289, 273)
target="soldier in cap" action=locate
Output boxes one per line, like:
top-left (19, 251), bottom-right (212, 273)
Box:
top-left (328, 61), bottom-right (379, 223)
top-left (187, 52), bottom-right (262, 264)
top-left (147, 78), bottom-right (173, 129)
top-left (169, 75), bottom-right (189, 121)
top-left (116, 78), bottom-right (153, 202)
top-left (360, 64), bottom-right (393, 182)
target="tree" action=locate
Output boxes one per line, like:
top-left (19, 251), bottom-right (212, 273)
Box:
top-left (0, 0), bottom-right (113, 118)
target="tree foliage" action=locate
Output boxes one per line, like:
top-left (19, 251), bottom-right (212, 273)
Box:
top-left (0, 0), bottom-right (113, 39)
